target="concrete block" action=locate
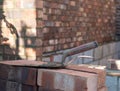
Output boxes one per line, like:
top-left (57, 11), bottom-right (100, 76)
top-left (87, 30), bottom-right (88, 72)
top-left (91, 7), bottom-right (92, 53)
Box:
top-left (117, 51), bottom-right (120, 59)
top-left (115, 41), bottom-right (120, 52)
top-left (37, 69), bottom-right (98, 91)
top-left (99, 58), bottom-right (108, 66)
top-left (113, 53), bottom-right (119, 59)
top-left (66, 64), bottom-right (106, 88)
top-left (93, 46), bottom-right (103, 60)
top-left (109, 42), bottom-right (116, 55)
top-left (103, 44), bottom-right (110, 57)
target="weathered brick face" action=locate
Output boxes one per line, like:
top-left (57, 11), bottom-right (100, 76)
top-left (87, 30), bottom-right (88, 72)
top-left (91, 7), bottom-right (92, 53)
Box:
top-left (38, 0), bottom-right (116, 53)
top-left (0, 0), bottom-right (117, 61)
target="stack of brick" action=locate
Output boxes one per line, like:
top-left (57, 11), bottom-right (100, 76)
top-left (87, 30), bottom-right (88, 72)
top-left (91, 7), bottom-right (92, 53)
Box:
top-left (0, 60), bottom-right (107, 91)
top-left (0, 62), bottom-right (37, 91)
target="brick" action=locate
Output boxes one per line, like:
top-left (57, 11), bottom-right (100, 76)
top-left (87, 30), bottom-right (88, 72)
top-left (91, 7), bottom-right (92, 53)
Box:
top-left (44, 46), bottom-right (55, 52)
top-left (38, 87), bottom-right (63, 91)
top-left (0, 79), bottom-right (37, 91)
top-left (35, 39), bottom-right (43, 47)
top-left (37, 10), bottom-right (43, 18)
top-left (1, 0), bottom-right (117, 62)
top-left (0, 61), bottom-right (37, 86)
top-left (36, 48), bottom-right (42, 57)
top-left (98, 86), bottom-right (108, 91)
top-left (22, 84), bottom-right (37, 91)
top-left (36, 0), bottom-right (43, 8)
top-left (70, 1), bottom-right (76, 6)
top-left (0, 45), bottom-right (4, 54)
top-left (25, 48), bottom-right (36, 60)
top-left (66, 64), bottom-right (106, 88)
top-left (4, 0), bottom-right (14, 9)
top-left (107, 59), bottom-right (120, 70)
top-left (20, 0), bottom-right (35, 9)
top-left (37, 69), bottom-right (98, 91)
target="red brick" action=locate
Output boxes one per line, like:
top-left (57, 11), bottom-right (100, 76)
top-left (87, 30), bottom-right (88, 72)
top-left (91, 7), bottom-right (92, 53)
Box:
top-left (37, 69), bottom-right (98, 91)
top-left (36, 0), bottom-right (43, 8)
top-left (0, 61), bottom-right (37, 86)
top-left (36, 48), bottom-right (43, 56)
top-left (66, 65), bottom-right (106, 88)
top-left (0, 79), bottom-right (37, 91)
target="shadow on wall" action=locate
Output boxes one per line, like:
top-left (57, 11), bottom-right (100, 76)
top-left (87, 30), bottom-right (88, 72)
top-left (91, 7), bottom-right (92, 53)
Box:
top-left (0, 0), bottom-right (37, 60)
top-left (0, 8), bottom-right (21, 60)
top-left (20, 21), bottom-right (36, 60)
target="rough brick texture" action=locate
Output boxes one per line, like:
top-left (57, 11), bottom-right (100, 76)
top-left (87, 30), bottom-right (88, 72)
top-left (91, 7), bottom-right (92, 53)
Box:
top-left (37, 69), bottom-right (98, 91)
top-left (0, 63), bottom-right (37, 86)
top-left (40, 0), bottom-right (116, 53)
top-left (0, 60), bottom-right (107, 91)
top-left (0, 80), bottom-right (37, 91)
top-left (66, 65), bottom-right (106, 88)
top-left (0, 0), bottom-right (117, 61)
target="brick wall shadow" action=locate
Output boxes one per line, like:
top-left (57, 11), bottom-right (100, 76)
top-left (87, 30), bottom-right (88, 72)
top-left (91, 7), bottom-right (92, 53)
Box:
top-left (20, 21), bottom-right (36, 60)
top-left (0, 0), bottom-right (21, 60)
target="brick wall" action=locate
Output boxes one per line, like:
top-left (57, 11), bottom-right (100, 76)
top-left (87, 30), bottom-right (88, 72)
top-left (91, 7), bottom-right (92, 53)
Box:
top-left (0, 0), bottom-right (117, 61)
top-left (40, 0), bottom-right (116, 54)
